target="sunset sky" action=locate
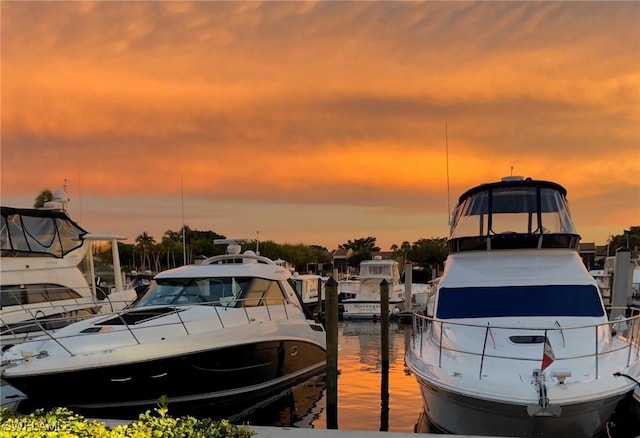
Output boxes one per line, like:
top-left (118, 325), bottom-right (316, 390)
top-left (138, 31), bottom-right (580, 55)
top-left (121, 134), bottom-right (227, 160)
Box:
top-left (1, 1), bottom-right (638, 251)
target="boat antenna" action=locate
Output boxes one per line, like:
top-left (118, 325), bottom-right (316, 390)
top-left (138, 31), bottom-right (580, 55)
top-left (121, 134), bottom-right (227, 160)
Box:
top-left (181, 176), bottom-right (187, 265)
top-left (445, 121), bottom-right (451, 226)
top-left (76, 146), bottom-right (83, 221)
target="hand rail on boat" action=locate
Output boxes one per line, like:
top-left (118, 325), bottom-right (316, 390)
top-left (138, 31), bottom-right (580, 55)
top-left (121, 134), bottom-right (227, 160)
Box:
top-left (2, 296), bottom-right (298, 357)
top-left (0, 297), bottom-right (136, 343)
top-left (411, 306), bottom-right (640, 380)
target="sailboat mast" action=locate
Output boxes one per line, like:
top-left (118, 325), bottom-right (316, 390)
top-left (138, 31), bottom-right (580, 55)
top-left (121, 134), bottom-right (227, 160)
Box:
top-left (446, 122), bottom-right (451, 226)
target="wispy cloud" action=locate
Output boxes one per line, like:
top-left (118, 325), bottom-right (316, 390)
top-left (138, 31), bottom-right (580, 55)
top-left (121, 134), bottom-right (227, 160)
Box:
top-left (2, 1), bottom-right (638, 248)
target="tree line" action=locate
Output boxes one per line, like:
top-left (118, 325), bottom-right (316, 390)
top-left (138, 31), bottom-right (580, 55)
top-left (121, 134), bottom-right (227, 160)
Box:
top-left (119, 226), bottom-right (640, 280)
top-left (119, 227), bottom-right (449, 281)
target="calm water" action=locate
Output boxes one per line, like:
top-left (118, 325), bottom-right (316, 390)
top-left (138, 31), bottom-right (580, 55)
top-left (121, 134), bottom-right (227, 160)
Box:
top-left (233, 319), bottom-right (427, 433)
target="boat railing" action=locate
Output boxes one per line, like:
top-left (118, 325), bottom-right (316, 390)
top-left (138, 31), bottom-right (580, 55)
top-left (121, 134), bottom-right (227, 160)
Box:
top-left (0, 296), bottom-right (137, 342)
top-left (2, 296), bottom-right (300, 355)
top-left (411, 307), bottom-right (640, 380)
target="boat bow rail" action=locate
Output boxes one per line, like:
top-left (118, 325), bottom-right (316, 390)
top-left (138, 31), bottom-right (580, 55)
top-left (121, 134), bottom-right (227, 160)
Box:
top-left (411, 307), bottom-right (640, 381)
top-left (1, 296), bottom-right (314, 360)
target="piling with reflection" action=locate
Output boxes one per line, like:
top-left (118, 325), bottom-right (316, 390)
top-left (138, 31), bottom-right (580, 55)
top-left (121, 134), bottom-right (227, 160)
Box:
top-left (315, 276), bottom-right (323, 316)
top-left (325, 276), bottom-right (339, 429)
top-left (380, 279), bottom-right (390, 432)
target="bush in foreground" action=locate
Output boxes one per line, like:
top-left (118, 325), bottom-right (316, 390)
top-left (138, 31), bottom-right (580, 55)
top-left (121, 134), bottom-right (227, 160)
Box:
top-left (0, 404), bottom-right (255, 438)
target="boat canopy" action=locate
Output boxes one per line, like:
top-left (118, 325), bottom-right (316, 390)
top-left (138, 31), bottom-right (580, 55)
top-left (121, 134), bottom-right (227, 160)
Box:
top-left (436, 285), bottom-right (604, 319)
top-left (448, 177), bottom-right (580, 252)
top-left (0, 207), bottom-right (87, 258)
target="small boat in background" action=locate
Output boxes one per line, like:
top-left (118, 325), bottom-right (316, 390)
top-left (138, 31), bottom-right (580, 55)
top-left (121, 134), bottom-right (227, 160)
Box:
top-left (340, 257), bottom-right (404, 319)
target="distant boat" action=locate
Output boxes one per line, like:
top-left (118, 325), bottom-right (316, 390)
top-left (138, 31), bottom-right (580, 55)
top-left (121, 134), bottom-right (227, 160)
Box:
top-left (340, 257), bottom-right (404, 319)
top-left (405, 175), bottom-right (640, 437)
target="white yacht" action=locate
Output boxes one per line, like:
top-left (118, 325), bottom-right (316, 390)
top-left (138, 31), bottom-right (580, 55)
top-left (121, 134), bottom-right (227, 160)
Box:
top-left (1, 193), bottom-right (137, 347)
top-left (405, 176), bottom-right (640, 437)
top-left (340, 257), bottom-right (404, 319)
top-left (0, 239), bottom-right (327, 417)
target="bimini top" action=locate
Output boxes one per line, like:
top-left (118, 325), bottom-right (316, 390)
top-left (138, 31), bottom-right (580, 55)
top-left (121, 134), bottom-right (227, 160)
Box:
top-left (448, 176), bottom-right (580, 253)
top-left (0, 207), bottom-right (87, 258)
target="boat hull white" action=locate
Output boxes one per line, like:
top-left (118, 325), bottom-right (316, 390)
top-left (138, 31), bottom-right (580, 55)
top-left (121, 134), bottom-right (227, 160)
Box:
top-left (414, 373), bottom-right (625, 437)
top-left (341, 299), bottom-right (404, 319)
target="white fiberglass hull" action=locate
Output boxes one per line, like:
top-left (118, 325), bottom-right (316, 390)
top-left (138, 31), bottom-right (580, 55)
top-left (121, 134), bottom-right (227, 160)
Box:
top-left (341, 299), bottom-right (404, 319)
top-left (413, 372), bottom-right (624, 437)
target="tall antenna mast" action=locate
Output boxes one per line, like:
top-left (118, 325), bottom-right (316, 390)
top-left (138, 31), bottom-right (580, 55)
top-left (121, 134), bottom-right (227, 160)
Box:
top-left (445, 121), bottom-right (451, 226)
top-left (181, 176), bottom-right (187, 265)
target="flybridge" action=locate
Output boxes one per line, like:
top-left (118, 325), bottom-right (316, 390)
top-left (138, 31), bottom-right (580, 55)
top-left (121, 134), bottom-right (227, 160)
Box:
top-left (0, 206), bottom-right (88, 258)
top-left (447, 176), bottom-right (581, 253)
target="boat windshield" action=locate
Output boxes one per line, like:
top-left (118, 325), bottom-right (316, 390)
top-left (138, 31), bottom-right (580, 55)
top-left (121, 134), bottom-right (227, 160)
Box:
top-left (136, 276), bottom-right (286, 307)
top-left (450, 186), bottom-right (576, 239)
top-left (436, 285), bottom-right (604, 319)
top-left (360, 263), bottom-right (399, 278)
top-left (0, 207), bottom-right (87, 257)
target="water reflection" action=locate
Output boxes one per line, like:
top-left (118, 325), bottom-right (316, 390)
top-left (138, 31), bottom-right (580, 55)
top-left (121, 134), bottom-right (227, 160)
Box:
top-left (236, 320), bottom-right (426, 433)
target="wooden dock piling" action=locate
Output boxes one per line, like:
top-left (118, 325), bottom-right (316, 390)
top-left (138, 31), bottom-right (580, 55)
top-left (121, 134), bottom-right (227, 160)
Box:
top-left (380, 279), bottom-right (389, 432)
top-left (325, 276), bottom-right (339, 429)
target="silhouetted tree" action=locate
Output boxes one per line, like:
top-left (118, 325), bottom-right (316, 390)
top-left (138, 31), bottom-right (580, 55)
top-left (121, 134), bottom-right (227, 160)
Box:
top-left (33, 189), bottom-right (53, 208)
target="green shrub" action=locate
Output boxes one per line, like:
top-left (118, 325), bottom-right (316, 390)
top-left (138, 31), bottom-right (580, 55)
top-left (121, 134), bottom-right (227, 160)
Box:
top-left (0, 403), bottom-right (255, 438)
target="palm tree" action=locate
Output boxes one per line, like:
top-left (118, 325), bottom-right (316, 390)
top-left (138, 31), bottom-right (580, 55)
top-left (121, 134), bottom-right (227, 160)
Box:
top-left (161, 230), bottom-right (180, 269)
top-left (135, 232), bottom-right (156, 272)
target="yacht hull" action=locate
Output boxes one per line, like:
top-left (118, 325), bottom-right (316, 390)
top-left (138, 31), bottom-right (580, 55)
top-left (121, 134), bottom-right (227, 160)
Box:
top-left (341, 299), bottom-right (404, 319)
top-left (414, 374), bottom-right (624, 438)
top-left (7, 339), bottom-right (326, 415)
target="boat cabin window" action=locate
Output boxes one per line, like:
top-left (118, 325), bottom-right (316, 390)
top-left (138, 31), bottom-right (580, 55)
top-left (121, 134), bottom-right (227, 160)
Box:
top-left (360, 264), bottom-right (398, 278)
top-left (436, 285), bottom-right (604, 319)
top-left (0, 284), bottom-right (82, 309)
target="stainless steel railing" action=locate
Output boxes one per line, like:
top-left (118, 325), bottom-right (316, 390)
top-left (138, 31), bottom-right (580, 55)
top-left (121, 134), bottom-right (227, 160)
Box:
top-left (2, 297), bottom-right (302, 357)
top-left (411, 307), bottom-right (640, 380)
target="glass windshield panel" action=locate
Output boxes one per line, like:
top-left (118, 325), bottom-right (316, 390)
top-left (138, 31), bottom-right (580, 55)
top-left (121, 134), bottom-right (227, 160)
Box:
top-left (136, 276), bottom-right (285, 307)
top-left (360, 264), bottom-right (397, 277)
top-left (450, 186), bottom-right (576, 239)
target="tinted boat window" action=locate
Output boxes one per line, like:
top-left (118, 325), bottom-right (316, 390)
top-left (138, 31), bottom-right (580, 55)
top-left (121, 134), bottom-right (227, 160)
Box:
top-left (436, 285), bottom-right (604, 319)
top-left (0, 284), bottom-right (82, 308)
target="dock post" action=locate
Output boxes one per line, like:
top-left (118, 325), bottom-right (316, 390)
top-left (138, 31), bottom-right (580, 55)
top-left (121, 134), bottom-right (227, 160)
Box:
top-left (325, 276), bottom-right (339, 429)
top-left (611, 248), bottom-right (633, 320)
top-left (404, 262), bottom-right (413, 313)
top-left (380, 279), bottom-right (389, 432)
top-left (315, 276), bottom-right (323, 316)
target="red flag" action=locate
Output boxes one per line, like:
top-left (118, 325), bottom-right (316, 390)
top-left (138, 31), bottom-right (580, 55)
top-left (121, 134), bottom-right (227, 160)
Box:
top-left (541, 336), bottom-right (555, 371)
